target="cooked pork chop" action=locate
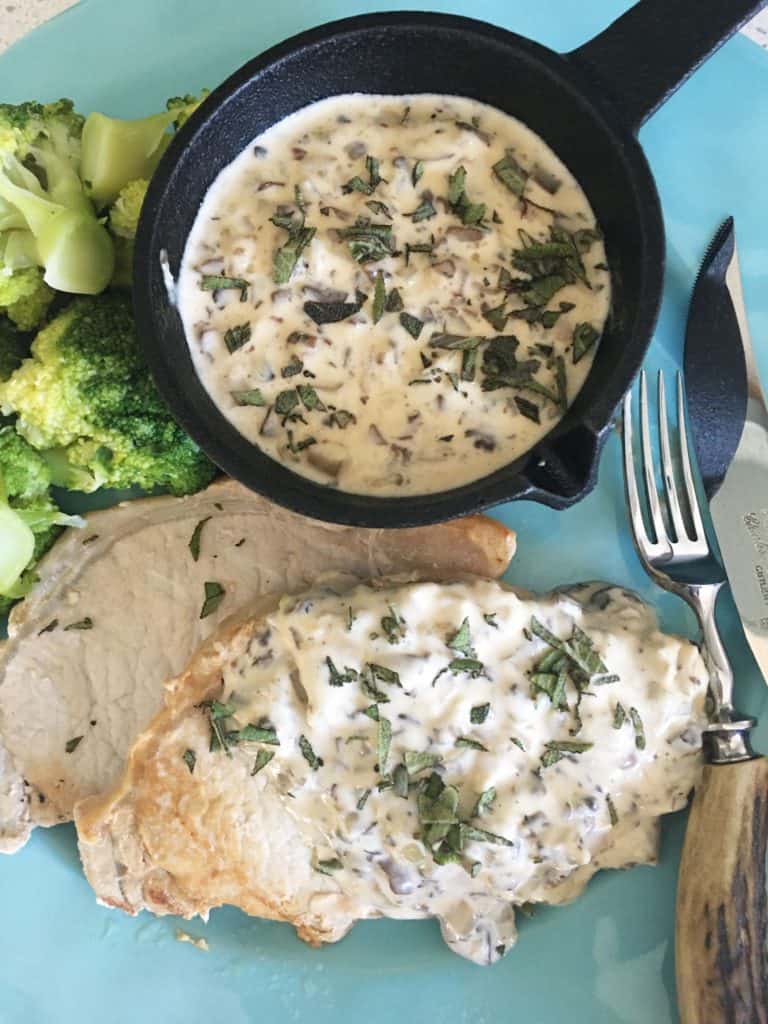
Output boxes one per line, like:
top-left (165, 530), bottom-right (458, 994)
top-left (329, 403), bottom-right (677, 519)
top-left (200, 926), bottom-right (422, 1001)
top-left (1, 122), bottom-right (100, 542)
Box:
top-left (76, 579), bottom-right (708, 964)
top-left (0, 481), bottom-right (514, 853)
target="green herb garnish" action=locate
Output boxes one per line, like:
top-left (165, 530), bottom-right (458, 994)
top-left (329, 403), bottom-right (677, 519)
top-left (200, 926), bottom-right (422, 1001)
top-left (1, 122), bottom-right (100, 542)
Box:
top-left (447, 617), bottom-right (476, 657)
top-left (492, 150), bottom-right (528, 198)
top-left (188, 516), bottom-right (211, 562)
top-left (65, 736), bottom-right (83, 753)
top-left (274, 389), bottom-right (300, 417)
top-left (540, 739), bottom-right (592, 768)
top-left (199, 581), bottom-right (225, 619)
top-left (342, 155), bottom-right (383, 196)
top-left (470, 703), bottom-right (490, 725)
top-left (482, 302), bottom-right (508, 331)
top-left (337, 221), bottom-right (395, 263)
top-left (356, 788), bottom-right (371, 810)
top-left (455, 736), bottom-right (488, 752)
top-left (412, 160), bottom-right (424, 186)
top-left (183, 749), bottom-right (196, 774)
top-left (381, 605), bottom-right (406, 644)
top-left (403, 751), bottom-right (443, 775)
top-left (366, 200), bottom-right (392, 219)
top-left (372, 272), bottom-right (386, 324)
top-left (304, 289), bottom-right (367, 324)
top-left (393, 762), bottom-right (409, 798)
top-left (231, 388), bottom-right (266, 406)
top-left (38, 619), bottom-right (58, 635)
top-left (271, 205), bottom-right (315, 284)
top-left (224, 323), bottom-right (251, 354)
top-left (377, 716), bottom-right (392, 773)
top-left (297, 383), bottom-right (325, 411)
top-left (572, 323), bottom-right (600, 363)
top-left (298, 734), bottom-right (323, 770)
top-left (281, 355), bottom-right (304, 378)
top-left (385, 288), bottom-right (403, 312)
top-left (251, 749), bottom-right (275, 775)
top-left (446, 166), bottom-right (486, 226)
top-left (606, 794), bottom-right (619, 826)
top-left (408, 199), bottom-right (436, 222)
top-left (399, 312), bottom-right (423, 339)
top-left (326, 409), bottom-right (356, 429)
top-left (473, 787), bottom-right (496, 817)
top-left (629, 707), bottom-right (646, 750)
top-left (231, 724), bottom-right (279, 744)
top-left (363, 704), bottom-right (380, 721)
top-left (315, 857), bottom-right (343, 875)
top-left (510, 736), bottom-right (525, 752)
top-left (64, 617), bottom-right (93, 631)
top-left (201, 275), bottom-right (248, 300)
top-left (613, 702), bottom-right (626, 729)
top-left (326, 656), bottom-right (358, 687)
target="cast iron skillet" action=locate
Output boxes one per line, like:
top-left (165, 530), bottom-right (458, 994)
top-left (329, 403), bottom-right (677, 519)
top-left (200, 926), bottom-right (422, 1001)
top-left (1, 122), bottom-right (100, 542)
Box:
top-left (134, 0), bottom-right (764, 527)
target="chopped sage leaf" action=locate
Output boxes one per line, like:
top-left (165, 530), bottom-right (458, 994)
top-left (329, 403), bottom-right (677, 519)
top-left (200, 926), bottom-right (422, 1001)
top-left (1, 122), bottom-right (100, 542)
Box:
top-left (298, 734), bottom-right (323, 770)
top-left (447, 166), bottom-right (486, 226)
top-left (271, 206), bottom-right (315, 284)
top-left (482, 302), bottom-right (508, 331)
top-left (510, 736), bottom-right (526, 752)
top-left (183, 749), bottom-right (196, 774)
top-left (356, 788), bottom-right (371, 810)
top-left (447, 617), bottom-right (476, 657)
top-left (188, 516), bottom-right (211, 562)
top-left (297, 383), bottom-right (325, 411)
top-left (199, 581), bottom-right (225, 619)
top-left (473, 787), bottom-right (496, 817)
top-left (338, 221), bottom-right (395, 263)
top-left (201, 274), bottom-right (248, 300)
top-left (65, 736), bottom-right (83, 753)
top-left (281, 355), bottom-right (304, 378)
top-left (326, 656), bottom-right (358, 687)
top-left (274, 389), bottom-right (300, 416)
top-left (460, 823), bottom-right (515, 847)
top-left (393, 762), bottom-right (409, 798)
top-left (304, 289), bottom-right (366, 324)
top-left (38, 619), bottom-right (58, 635)
top-left (231, 388), bottom-right (266, 406)
top-left (629, 707), bottom-right (646, 750)
top-left (606, 793), bottom-right (619, 826)
top-left (381, 604), bottom-right (406, 644)
top-left (385, 288), bottom-right (403, 312)
top-left (251, 749), bottom-right (275, 775)
top-left (515, 396), bottom-right (540, 423)
top-left (64, 617), bottom-right (93, 631)
top-left (377, 716), bottom-right (392, 773)
top-left (224, 323), bottom-right (251, 354)
top-left (455, 736), bottom-right (488, 752)
top-left (492, 150), bottom-right (528, 198)
top-left (404, 751), bottom-right (443, 775)
top-left (366, 199), bottom-right (392, 219)
top-left (342, 155), bottom-right (383, 196)
top-left (399, 312), bottom-right (423, 339)
top-left (326, 409), bottom-right (356, 429)
top-left (541, 739), bottom-right (592, 768)
top-left (412, 160), bottom-right (424, 186)
top-left (315, 857), bottom-right (343, 875)
top-left (232, 724), bottom-right (279, 744)
top-left (372, 272), bottom-right (386, 324)
top-left (408, 199), bottom-right (437, 222)
top-left (572, 322), bottom-right (600, 363)
top-left (613, 702), bottom-right (626, 729)
top-left (363, 704), bottom-right (380, 721)
top-left (470, 703), bottom-right (490, 725)
top-left (369, 663), bottom-right (401, 687)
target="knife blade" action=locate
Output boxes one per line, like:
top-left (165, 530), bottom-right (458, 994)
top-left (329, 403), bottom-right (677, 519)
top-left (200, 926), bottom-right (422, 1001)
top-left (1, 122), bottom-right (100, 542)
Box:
top-left (684, 217), bottom-right (768, 682)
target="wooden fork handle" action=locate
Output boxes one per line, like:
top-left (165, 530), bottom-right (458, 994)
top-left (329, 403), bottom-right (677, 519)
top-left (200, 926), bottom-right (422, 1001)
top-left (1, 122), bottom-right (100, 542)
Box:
top-left (676, 758), bottom-right (768, 1024)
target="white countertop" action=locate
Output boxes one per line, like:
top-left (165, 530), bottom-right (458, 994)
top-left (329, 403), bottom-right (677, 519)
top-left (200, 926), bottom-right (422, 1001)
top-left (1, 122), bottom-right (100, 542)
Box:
top-left (1, 1), bottom-right (768, 54)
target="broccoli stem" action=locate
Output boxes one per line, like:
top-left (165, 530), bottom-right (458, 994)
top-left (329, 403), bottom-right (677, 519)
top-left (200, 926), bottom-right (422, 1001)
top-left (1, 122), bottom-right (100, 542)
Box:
top-left (81, 111), bottom-right (177, 206)
top-left (0, 503), bottom-right (34, 592)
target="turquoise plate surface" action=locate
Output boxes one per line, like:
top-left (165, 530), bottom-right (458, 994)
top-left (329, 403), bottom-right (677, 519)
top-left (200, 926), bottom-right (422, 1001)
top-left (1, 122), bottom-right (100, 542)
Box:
top-left (1, 3), bottom-right (767, 1021)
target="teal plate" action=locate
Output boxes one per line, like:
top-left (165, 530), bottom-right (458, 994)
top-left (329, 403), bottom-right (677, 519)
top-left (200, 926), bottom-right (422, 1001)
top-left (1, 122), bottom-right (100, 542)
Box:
top-left (1, 3), bottom-right (767, 1022)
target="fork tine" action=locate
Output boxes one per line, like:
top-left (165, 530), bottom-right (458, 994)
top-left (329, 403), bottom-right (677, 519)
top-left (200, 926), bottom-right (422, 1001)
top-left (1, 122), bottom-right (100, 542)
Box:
top-left (639, 370), bottom-right (668, 545)
top-left (657, 371), bottom-right (689, 543)
top-left (622, 389), bottom-right (654, 556)
top-left (677, 372), bottom-right (707, 544)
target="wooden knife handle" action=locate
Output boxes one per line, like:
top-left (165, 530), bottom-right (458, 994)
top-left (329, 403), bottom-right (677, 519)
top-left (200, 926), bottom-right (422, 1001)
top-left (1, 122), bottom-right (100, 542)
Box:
top-left (676, 758), bottom-right (768, 1024)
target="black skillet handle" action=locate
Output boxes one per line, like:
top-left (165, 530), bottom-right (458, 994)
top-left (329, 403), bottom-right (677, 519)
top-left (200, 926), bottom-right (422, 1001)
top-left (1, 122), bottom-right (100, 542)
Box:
top-left (568, 0), bottom-right (765, 132)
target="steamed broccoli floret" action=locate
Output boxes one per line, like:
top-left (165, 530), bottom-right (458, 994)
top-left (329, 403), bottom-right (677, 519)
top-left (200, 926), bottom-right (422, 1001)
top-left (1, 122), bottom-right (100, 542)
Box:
top-left (0, 424), bottom-right (83, 605)
top-left (0, 266), bottom-right (54, 329)
top-left (0, 98), bottom-right (115, 295)
top-left (108, 178), bottom-right (148, 288)
top-left (0, 294), bottom-right (216, 495)
top-left (81, 92), bottom-right (208, 207)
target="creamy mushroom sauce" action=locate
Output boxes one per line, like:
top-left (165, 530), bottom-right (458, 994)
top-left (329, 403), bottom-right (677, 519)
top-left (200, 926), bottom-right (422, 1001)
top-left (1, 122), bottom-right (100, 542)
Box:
top-left (178, 94), bottom-right (611, 495)
top-left (211, 578), bottom-right (708, 963)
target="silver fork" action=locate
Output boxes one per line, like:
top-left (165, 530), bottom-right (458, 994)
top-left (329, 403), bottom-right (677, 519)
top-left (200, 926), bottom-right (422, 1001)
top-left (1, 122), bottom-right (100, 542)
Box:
top-left (622, 368), bottom-right (755, 763)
